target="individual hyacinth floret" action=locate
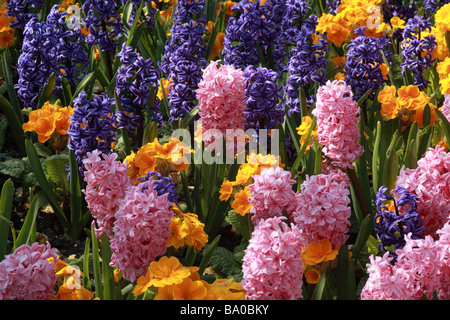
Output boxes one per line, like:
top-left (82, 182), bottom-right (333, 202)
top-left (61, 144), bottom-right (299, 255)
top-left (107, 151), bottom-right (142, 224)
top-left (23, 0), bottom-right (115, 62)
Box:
top-left (115, 43), bottom-right (162, 130)
top-left (109, 178), bottom-right (173, 282)
top-left (312, 80), bottom-right (364, 169)
top-left (67, 91), bottom-right (116, 174)
top-left (243, 66), bottom-right (284, 131)
top-left (241, 216), bottom-right (305, 300)
top-left (82, 150), bottom-right (131, 239)
top-left (0, 242), bottom-right (58, 300)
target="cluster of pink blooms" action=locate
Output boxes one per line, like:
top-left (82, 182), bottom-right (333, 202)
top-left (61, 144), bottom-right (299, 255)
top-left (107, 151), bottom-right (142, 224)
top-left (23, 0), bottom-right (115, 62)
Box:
top-left (109, 179), bottom-right (173, 282)
top-left (361, 221), bottom-right (450, 300)
top-left (82, 150), bottom-right (131, 239)
top-left (248, 166), bottom-right (298, 225)
top-left (442, 94), bottom-right (450, 121)
top-left (396, 145), bottom-right (450, 238)
top-left (292, 170), bottom-right (351, 248)
top-left (241, 216), bottom-right (304, 300)
top-left (312, 80), bottom-right (363, 169)
top-left (196, 60), bottom-right (246, 149)
top-left (0, 242), bottom-right (58, 300)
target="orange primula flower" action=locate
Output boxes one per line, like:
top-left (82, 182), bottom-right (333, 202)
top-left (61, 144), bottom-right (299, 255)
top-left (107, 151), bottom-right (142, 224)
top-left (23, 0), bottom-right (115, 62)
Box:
top-left (22, 102), bottom-right (74, 144)
top-left (54, 277), bottom-right (94, 300)
top-left (301, 238), bottom-right (339, 266)
top-left (230, 186), bottom-right (252, 216)
top-left (171, 277), bottom-right (208, 300)
top-left (396, 85), bottom-right (429, 112)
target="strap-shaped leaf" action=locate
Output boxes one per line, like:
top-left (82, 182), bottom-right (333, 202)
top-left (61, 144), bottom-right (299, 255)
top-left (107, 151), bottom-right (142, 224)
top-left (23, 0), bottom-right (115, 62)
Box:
top-left (25, 139), bottom-right (70, 232)
top-left (0, 179), bottom-right (14, 260)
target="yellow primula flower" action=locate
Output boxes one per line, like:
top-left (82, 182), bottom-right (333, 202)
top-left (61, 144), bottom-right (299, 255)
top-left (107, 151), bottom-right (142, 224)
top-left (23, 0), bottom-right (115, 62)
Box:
top-left (133, 256), bottom-right (196, 296)
top-left (390, 16), bottom-right (405, 30)
top-left (166, 205), bottom-right (208, 251)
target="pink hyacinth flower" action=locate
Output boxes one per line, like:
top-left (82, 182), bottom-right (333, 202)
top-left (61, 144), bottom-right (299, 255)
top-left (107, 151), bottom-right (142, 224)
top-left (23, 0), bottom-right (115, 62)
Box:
top-left (0, 242), bottom-right (58, 300)
top-left (312, 80), bottom-right (363, 169)
top-left (196, 60), bottom-right (246, 151)
top-left (396, 145), bottom-right (450, 238)
top-left (248, 166), bottom-right (298, 225)
top-left (292, 170), bottom-right (351, 248)
top-left (109, 179), bottom-right (173, 282)
top-left (241, 216), bottom-right (304, 300)
top-left (82, 150), bottom-right (131, 239)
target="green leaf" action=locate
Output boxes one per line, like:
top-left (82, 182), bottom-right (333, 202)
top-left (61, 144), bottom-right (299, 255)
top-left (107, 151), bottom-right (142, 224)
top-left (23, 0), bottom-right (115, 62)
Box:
top-left (0, 118), bottom-right (7, 152)
top-left (14, 192), bottom-right (45, 250)
top-left (91, 224), bottom-right (103, 300)
top-left (352, 214), bottom-right (374, 263)
top-left (208, 246), bottom-right (242, 277)
top-left (69, 150), bottom-right (83, 239)
top-left (0, 157), bottom-right (26, 179)
top-left (225, 211), bottom-right (251, 241)
top-left (366, 235), bottom-right (380, 256)
top-left (404, 121), bottom-right (418, 169)
top-left (372, 121), bottom-right (382, 191)
top-left (337, 245), bottom-right (349, 300)
top-left (311, 275), bottom-right (333, 300)
top-left (43, 154), bottom-right (70, 193)
top-left (0, 95), bottom-right (26, 156)
top-left (37, 72), bottom-right (56, 108)
top-left (25, 139), bottom-right (70, 232)
top-left (0, 179), bottom-right (14, 261)
top-left (83, 237), bottom-right (92, 291)
top-left (101, 232), bottom-right (117, 300)
top-left (61, 76), bottom-right (73, 107)
top-left (198, 235), bottom-right (221, 275)
top-left (382, 149), bottom-right (399, 192)
top-left (435, 108), bottom-right (450, 144)
top-left (2, 50), bottom-right (22, 121)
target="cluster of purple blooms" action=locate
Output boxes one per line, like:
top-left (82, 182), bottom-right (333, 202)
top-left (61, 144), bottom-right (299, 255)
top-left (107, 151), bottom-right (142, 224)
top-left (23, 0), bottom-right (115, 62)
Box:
top-left (82, 0), bottom-right (124, 53)
top-left (67, 91), bottom-right (116, 174)
top-left (400, 15), bottom-right (437, 90)
top-left (344, 27), bottom-right (391, 102)
top-left (160, 0), bottom-right (208, 122)
top-left (223, 0), bottom-right (277, 70)
top-left (243, 66), bottom-right (284, 131)
top-left (15, 5), bottom-right (88, 109)
top-left (116, 43), bottom-right (163, 130)
top-left (375, 186), bottom-right (425, 261)
top-left (5, 0), bottom-right (44, 29)
top-left (284, 15), bottom-right (328, 116)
